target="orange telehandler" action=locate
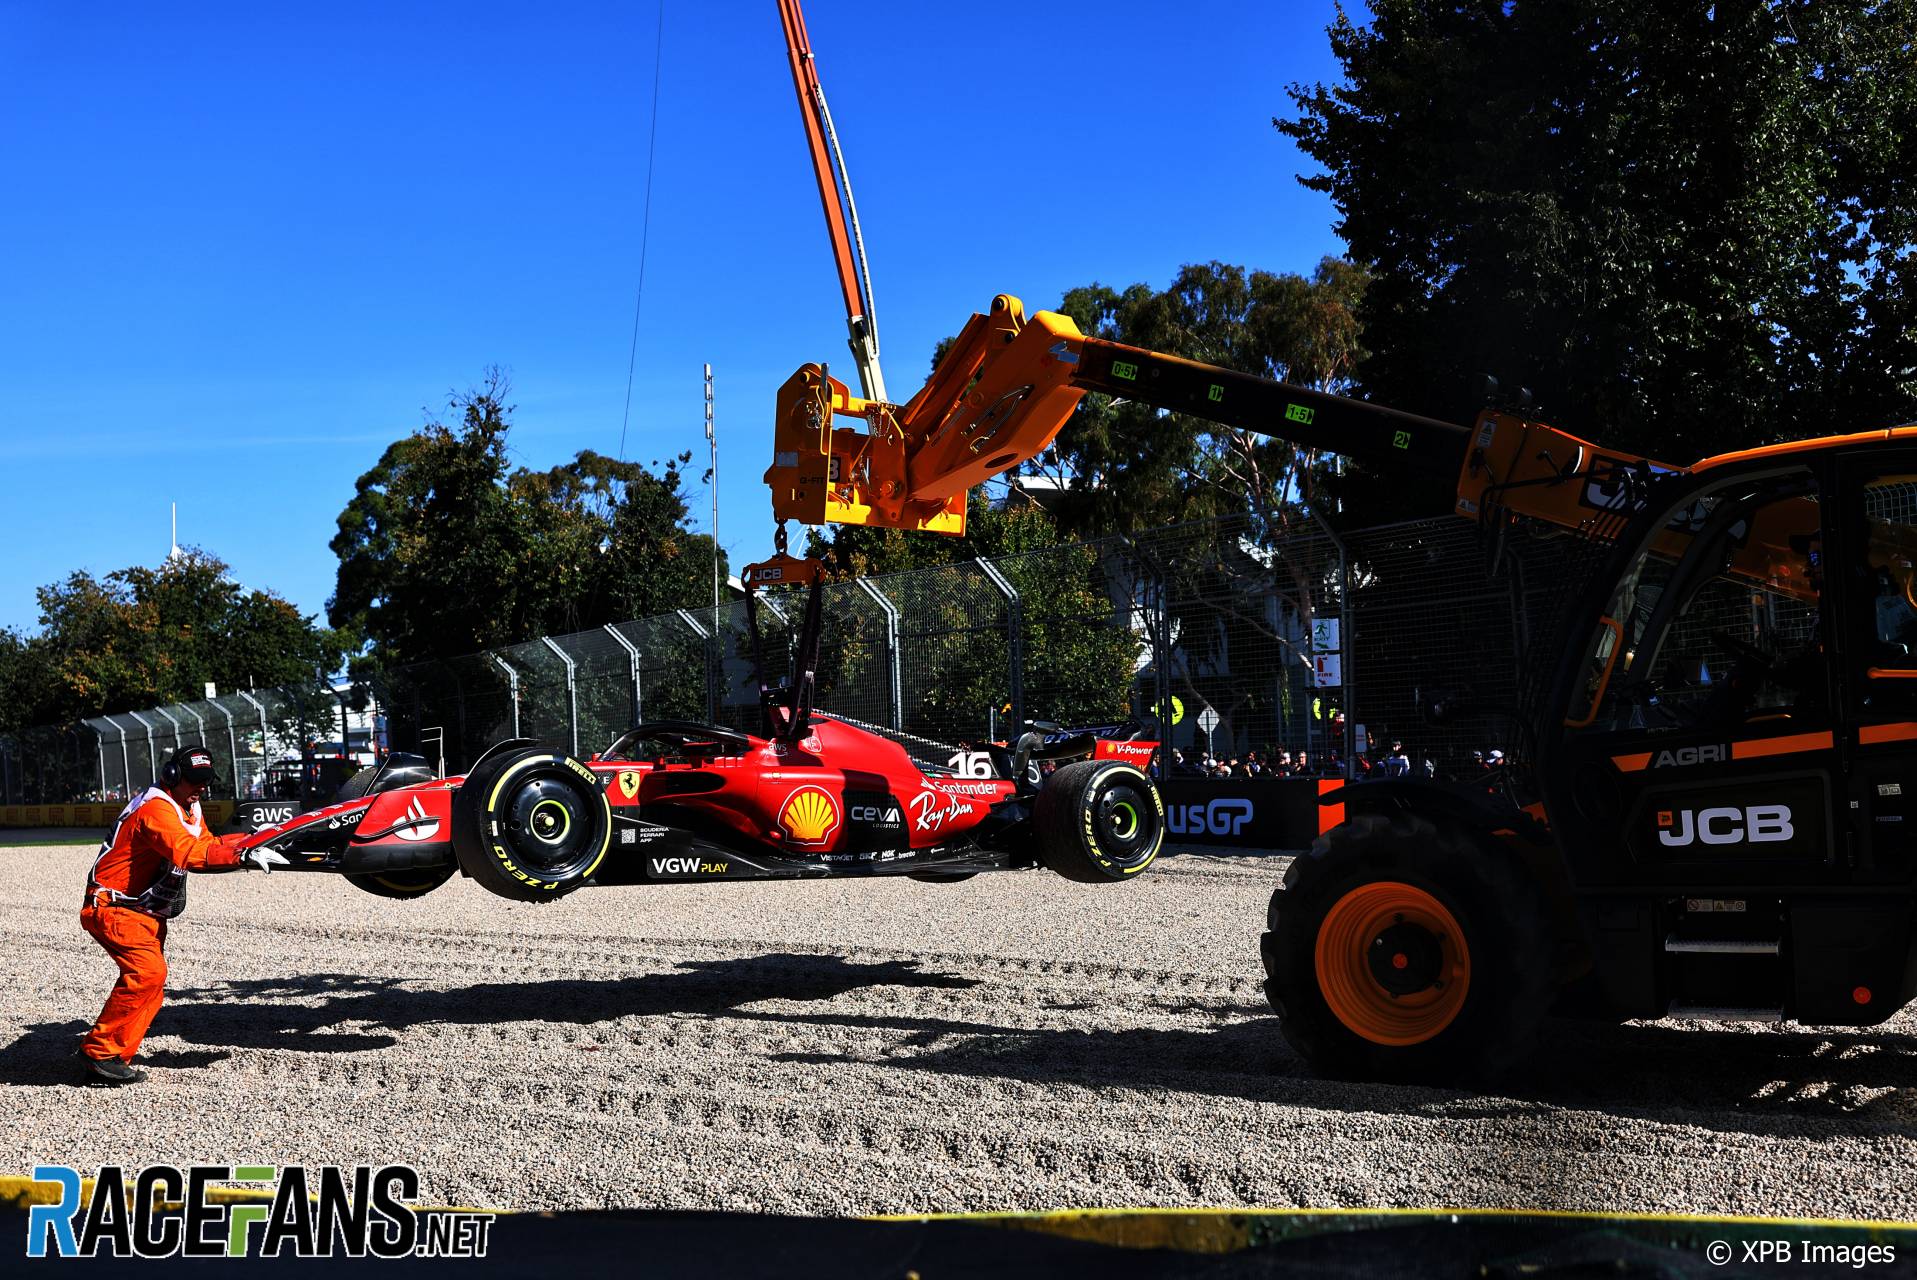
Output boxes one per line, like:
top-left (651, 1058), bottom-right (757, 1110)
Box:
top-left (765, 1), bottom-right (1917, 1079)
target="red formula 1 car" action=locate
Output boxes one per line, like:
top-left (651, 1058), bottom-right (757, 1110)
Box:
top-left (230, 558), bottom-right (1165, 902)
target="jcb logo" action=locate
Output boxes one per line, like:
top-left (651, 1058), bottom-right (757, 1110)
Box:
top-left (1657, 805), bottom-right (1793, 847)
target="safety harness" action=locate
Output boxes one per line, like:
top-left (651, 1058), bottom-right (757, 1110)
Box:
top-left (83, 787), bottom-right (197, 919)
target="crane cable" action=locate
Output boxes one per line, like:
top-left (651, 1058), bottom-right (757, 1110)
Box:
top-left (617, 0), bottom-right (667, 462)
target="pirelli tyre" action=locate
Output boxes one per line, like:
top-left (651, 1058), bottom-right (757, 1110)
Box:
top-left (1033, 760), bottom-right (1164, 883)
top-left (1262, 812), bottom-right (1555, 1082)
top-left (451, 748), bottom-right (612, 903)
top-left (344, 865), bottom-right (457, 901)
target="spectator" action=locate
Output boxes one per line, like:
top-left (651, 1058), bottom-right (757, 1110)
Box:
top-left (1276, 750), bottom-right (1294, 776)
top-left (1383, 740), bottom-right (1412, 778)
top-left (1295, 750), bottom-right (1312, 775)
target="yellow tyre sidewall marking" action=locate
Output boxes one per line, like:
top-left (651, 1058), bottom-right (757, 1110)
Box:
top-left (485, 755), bottom-right (611, 889)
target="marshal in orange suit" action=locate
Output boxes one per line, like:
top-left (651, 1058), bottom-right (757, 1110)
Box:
top-left (79, 745), bottom-right (285, 1085)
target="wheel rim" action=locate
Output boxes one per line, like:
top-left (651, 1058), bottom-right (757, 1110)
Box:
top-left (1314, 881), bottom-right (1471, 1046)
top-left (1091, 779), bottom-right (1158, 869)
top-left (499, 772), bottom-right (601, 875)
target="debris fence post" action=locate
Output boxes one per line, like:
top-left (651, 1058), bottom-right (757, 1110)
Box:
top-left (976, 557), bottom-right (1023, 738)
top-left (854, 577), bottom-right (903, 731)
top-left (604, 624), bottom-right (645, 728)
top-left (489, 654), bottom-right (521, 738)
top-left (541, 635), bottom-right (579, 757)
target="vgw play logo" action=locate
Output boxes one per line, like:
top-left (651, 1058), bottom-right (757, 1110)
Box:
top-left (25, 1164), bottom-right (494, 1259)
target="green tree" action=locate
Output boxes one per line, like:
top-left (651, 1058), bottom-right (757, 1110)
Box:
top-left (1280, 0), bottom-right (1917, 461)
top-left (328, 370), bottom-right (723, 667)
top-left (7, 550), bottom-right (341, 731)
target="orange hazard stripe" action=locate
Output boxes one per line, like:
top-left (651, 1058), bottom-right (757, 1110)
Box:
top-left (1860, 722), bottom-right (1917, 746)
top-left (1730, 731), bottom-right (1832, 760)
top-left (1612, 752), bottom-right (1652, 773)
top-left (1317, 779), bottom-right (1344, 835)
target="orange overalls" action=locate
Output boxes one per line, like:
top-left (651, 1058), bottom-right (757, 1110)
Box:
top-left (80, 789), bottom-right (243, 1063)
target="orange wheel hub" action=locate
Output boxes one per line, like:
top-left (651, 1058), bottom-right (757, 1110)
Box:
top-left (1315, 881), bottom-right (1471, 1046)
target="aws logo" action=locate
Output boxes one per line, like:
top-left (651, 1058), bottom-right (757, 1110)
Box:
top-left (778, 786), bottom-right (841, 846)
top-left (1658, 805), bottom-right (1793, 847)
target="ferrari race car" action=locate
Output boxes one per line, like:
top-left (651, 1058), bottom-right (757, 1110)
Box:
top-left (227, 716), bottom-right (1165, 901)
top-left (229, 554), bottom-right (1164, 901)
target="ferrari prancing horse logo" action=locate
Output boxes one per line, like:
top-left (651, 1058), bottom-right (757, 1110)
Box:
top-left (615, 771), bottom-right (640, 801)
top-left (778, 785), bottom-right (841, 846)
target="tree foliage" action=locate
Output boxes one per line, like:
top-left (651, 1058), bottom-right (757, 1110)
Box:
top-left (1, 549), bottom-right (341, 732)
top-left (1281, 0), bottom-right (1917, 460)
top-left (328, 371), bottom-right (723, 667)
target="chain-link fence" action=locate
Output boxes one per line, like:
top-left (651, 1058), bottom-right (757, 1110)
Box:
top-left (4, 512), bottom-right (1552, 803)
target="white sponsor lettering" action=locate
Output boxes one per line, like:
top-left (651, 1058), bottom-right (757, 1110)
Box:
top-left (1166, 798), bottom-right (1254, 838)
top-left (946, 751), bottom-right (995, 779)
top-left (1652, 744), bottom-right (1727, 768)
top-left (648, 856), bottom-right (729, 876)
top-left (1658, 804), bottom-right (1795, 847)
top-left (850, 805), bottom-right (901, 824)
top-left (910, 790), bottom-right (975, 833)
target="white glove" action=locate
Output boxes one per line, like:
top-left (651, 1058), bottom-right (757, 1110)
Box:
top-left (242, 848), bottom-right (290, 874)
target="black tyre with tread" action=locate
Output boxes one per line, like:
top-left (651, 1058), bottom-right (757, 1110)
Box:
top-left (345, 866), bottom-right (457, 900)
top-left (451, 748), bottom-right (612, 903)
top-left (1033, 760), bottom-right (1164, 883)
top-left (1262, 812), bottom-right (1556, 1081)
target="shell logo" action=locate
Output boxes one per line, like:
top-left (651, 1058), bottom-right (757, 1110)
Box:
top-left (778, 785), bottom-right (841, 846)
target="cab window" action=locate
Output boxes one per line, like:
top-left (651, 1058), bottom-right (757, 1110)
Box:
top-left (1571, 469), bottom-right (1826, 732)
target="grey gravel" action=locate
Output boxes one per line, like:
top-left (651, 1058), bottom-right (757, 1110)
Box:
top-left (5, 841), bottom-right (1915, 1220)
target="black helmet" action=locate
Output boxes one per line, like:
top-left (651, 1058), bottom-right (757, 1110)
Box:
top-left (161, 745), bottom-right (218, 787)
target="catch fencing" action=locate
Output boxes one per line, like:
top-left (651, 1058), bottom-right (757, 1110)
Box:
top-left (2, 512), bottom-right (1542, 804)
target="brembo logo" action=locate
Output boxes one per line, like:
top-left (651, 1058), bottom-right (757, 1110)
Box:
top-left (1167, 798), bottom-right (1254, 838)
top-left (1657, 805), bottom-right (1794, 847)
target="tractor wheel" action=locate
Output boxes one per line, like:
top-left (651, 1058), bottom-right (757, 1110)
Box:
top-left (1262, 812), bottom-right (1556, 1082)
top-left (1033, 760), bottom-right (1164, 883)
top-left (451, 748), bottom-right (611, 903)
top-left (345, 865), bottom-right (456, 901)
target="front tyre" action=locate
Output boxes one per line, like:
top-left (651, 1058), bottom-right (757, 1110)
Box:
top-left (1033, 760), bottom-right (1164, 883)
top-left (451, 749), bottom-right (611, 902)
top-left (1262, 813), bottom-right (1555, 1082)
top-left (345, 865), bottom-right (456, 901)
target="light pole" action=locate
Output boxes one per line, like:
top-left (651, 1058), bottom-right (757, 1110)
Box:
top-left (706, 363), bottom-right (719, 634)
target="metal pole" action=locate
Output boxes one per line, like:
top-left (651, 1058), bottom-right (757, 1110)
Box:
top-left (604, 624), bottom-right (645, 727)
top-left (676, 609), bottom-right (716, 722)
top-left (237, 690), bottom-right (269, 797)
top-left (854, 578), bottom-right (902, 731)
top-left (488, 655), bottom-right (521, 738)
top-left (94, 724), bottom-right (107, 798)
top-left (177, 702), bottom-right (206, 747)
top-left (126, 711), bottom-right (158, 788)
top-left (706, 363), bottom-right (719, 636)
top-left (976, 557), bottom-right (1023, 736)
top-left (153, 705), bottom-right (182, 762)
top-left (213, 701), bottom-right (237, 798)
top-left (113, 717), bottom-right (133, 797)
top-left (541, 636), bottom-right (579, 757)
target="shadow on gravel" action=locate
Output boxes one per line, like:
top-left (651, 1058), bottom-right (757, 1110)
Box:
top-left (0, 1020), bottom-right (232, 1087)
top-left (154, 955), bottom-right (978, 1053)
top-left (771, 1006), bottom-right (1917, 1140)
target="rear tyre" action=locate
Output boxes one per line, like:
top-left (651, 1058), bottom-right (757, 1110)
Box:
top-left (345, 865), bottom-right (456, 900)
top-left (451, 749), bottom-right (611, 903)
top-left (1033, 760), bottom-right (1164, 883)
top-left (1262, 812), bottom-right (1555, 1082)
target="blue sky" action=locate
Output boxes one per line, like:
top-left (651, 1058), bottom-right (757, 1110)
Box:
top-left (0, 1), bottom-right (1354, 636)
